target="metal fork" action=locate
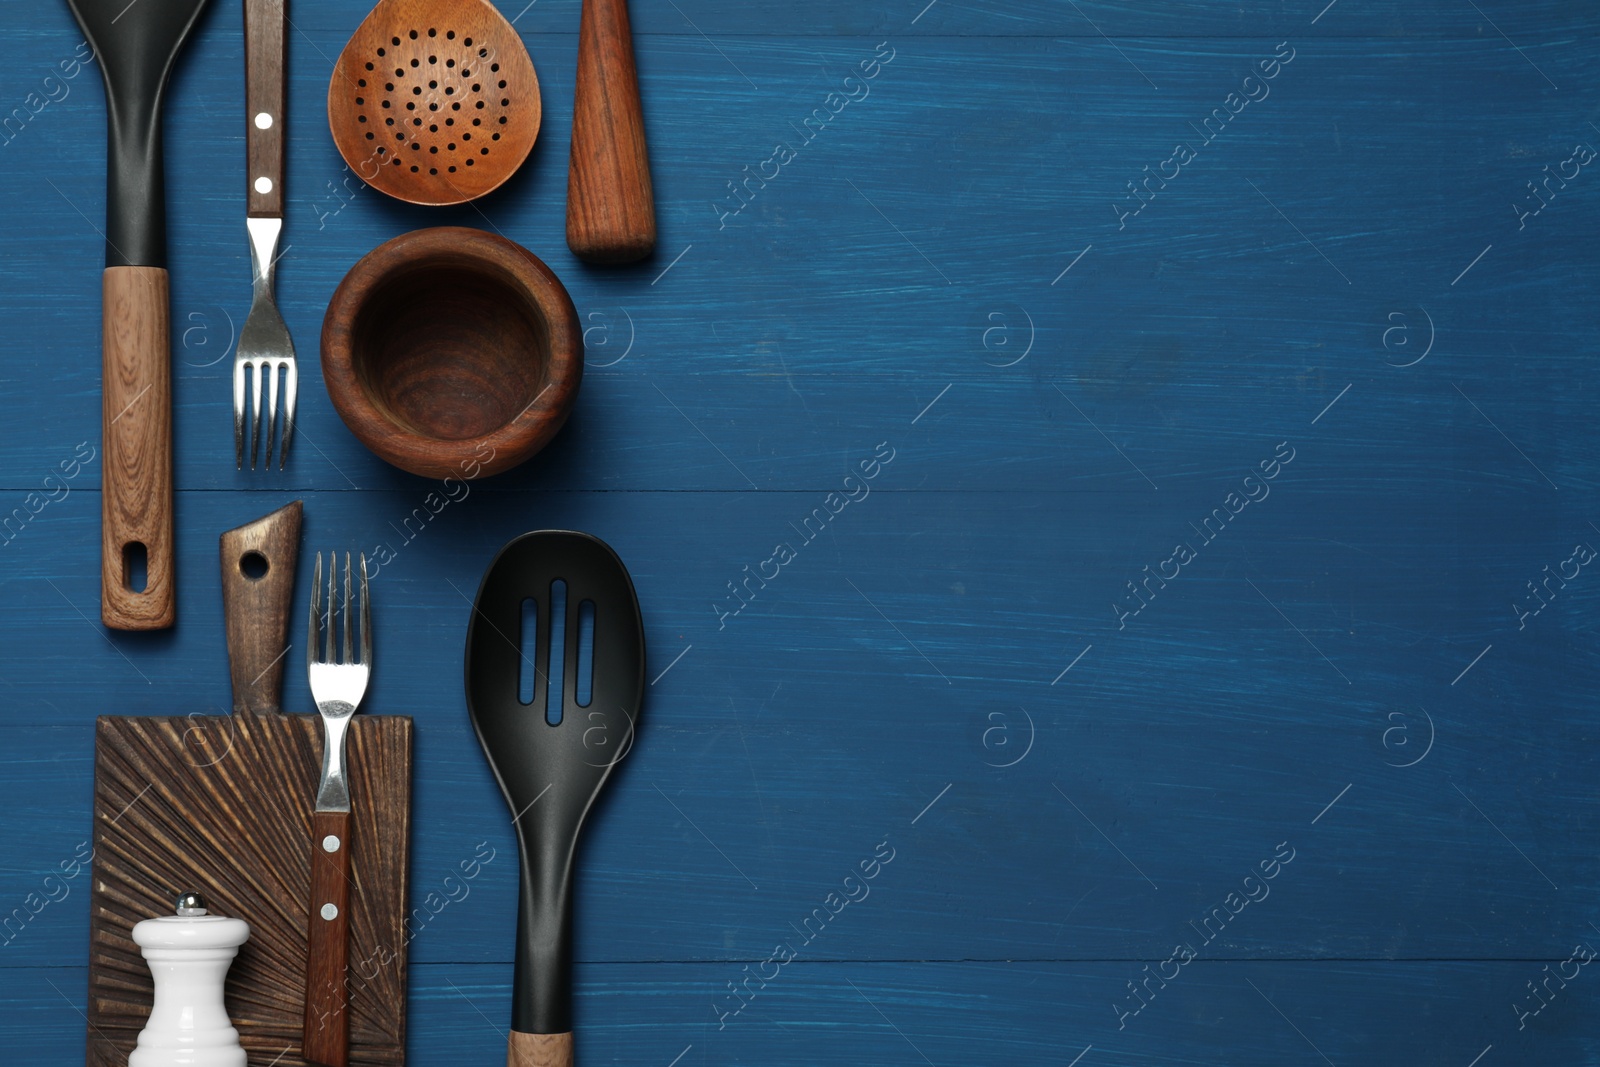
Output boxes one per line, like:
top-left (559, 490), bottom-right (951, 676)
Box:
top-left (235, 218), bottom-right (298, 469)
top-left (304, 550), bottom-right (369, 1067)
top-left (238, 0), bottom-right (296, 470)
top-left (308, 550), bottom-right (370, 810)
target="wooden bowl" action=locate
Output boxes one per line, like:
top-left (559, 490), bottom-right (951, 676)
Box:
top-left (321, 227), bottom-right (581, 479)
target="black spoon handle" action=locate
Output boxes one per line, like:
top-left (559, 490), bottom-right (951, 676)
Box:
top-left (512, 825), bottom-right (576, 1035)
top-left (102, 91), bottom-right (169, 267)
top-left (67, 0), bottom-right (212, 268)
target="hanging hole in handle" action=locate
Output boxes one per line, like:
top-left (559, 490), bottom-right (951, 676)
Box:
top-left (123, 542), bottom-right (148, 593)
top-left (239, 551), bottom-right (269, 581)
top-left (545, 579), bottom-right (566, 725)
top-left (575, 600), bottom-right (595, 707)
top-left (518, 597), bottom-right (538, 706)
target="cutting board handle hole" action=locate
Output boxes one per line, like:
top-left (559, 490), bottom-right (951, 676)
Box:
top-left (239, 551), bottom-right (269, 581)
top-left (122, 542), bottom-right (148, 593)
top-left (546, 580), bottom-right (567, 725)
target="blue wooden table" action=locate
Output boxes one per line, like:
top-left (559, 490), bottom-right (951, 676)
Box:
top-left (1, 0), bottom-right (1596, 1062)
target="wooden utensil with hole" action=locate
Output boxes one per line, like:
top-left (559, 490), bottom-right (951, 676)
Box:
top-left (567, 0), bottom-right (655, 263)
top-left (220, 501), bottom-right (302, 715)
top-left (64, 0), bottom-right (212, 629)
top-left (328, 0), bottom-right (540, 206)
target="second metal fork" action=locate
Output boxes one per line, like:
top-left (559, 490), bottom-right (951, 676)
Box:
top-left (235, 217), bottom-right (298, 469)
top-left (308, 550), bottom-right (370, 811)
top-left (304, 550), bottom-right (369, 1067)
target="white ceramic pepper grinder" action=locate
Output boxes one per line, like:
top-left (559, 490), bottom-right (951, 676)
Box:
top-left (130, 891), bottom-right (250, 1067)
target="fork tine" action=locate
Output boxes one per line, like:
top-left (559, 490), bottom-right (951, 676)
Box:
top-left (233, 358), bottom-right (248, 470)
top-left (308, 552), bottom-right (322, 667)
top-left (359, 553), bottom-right (371, 667)
top-left (279, 360), bottom-right (298, 469)
top-left (342, 551), bottom-right (353, 665)
top-left (265, 362), bottom-right (281, 469)
top-left (325, 549), bottom-right (337, 663)
top-left (248, 361), bottom-right (264, 470)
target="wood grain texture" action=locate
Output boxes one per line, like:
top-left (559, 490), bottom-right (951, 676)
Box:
top-left (327, 0), bottom-right (540, 206)
top-left (220, 501), bottom-right (302, 716)
top-left (99, 266), bottom-right (174, 631)
top-left (508, 1031), bottom-right (572, 1067)
top-left (85, 714), bottom-right (411, 1067)
top-left (244, 0), bottom-right (287, 217)
top-left (320, 227), bottom-right (582, 479)
top-left (567, 0), bottom-right (655, 264)
top-left (304, 808), bottom-right (353, 1067)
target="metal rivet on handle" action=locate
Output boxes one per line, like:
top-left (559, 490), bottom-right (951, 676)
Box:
top-left (322, 835), bottom-right (341, 853)
top-left (320, 903), bottom-right (339, 921)
top-left (255, 112), bottom-right (273, 129)
top-left (254, 176), bottom-right (273, 194)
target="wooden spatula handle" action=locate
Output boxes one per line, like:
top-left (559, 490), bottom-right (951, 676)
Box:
top-left (509, 1031), bottom-right (573, 1067)
top-left (567, 0), bottom-right (655, 264)
top-left (101, 266), bottom-right (175, 630)
top-left (304, 807), bottom-right (353, 1066)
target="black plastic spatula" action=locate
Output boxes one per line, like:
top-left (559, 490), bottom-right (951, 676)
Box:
top-left (465, 531), bottom-right (645, 1067)
top-left (66, 0), bottom-right (211, 629)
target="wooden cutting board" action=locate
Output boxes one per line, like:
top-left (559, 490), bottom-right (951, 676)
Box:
top-left (83, 503), bottom-right (413, 1066)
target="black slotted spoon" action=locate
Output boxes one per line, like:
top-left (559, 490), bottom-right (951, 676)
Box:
top-left (465, 530), bottom-right (645, 1067)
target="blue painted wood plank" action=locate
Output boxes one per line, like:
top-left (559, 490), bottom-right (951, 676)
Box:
top-left (5, 0), bottom-right (1599, 38)
top-left (4, 960), bottom-right (1596, 1064)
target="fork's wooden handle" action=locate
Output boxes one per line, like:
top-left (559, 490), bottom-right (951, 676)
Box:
top-left (101, 266), bottom-right (175, 631)
top-left (245, 0), bottom-right (286, 217)
top-left (567, 0), bottom-right (655, 264)
top-left (220, 501), bottom-right (302, 715)
top-left (509, 1031), bottom-right (573, 1067)
top-left (304, 807), bottom-right (353, 1066)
